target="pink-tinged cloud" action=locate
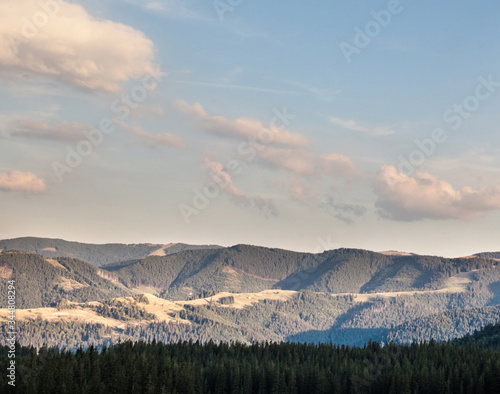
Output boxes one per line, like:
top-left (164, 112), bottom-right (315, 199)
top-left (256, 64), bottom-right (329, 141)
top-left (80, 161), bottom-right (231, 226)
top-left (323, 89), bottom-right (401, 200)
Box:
top-left (203, 158), bottom-right (278, 217)
top-left (202, 158), bottom-right (246, 202)
top-left (7, 120), bottom-right (88, 142)
top-left (175, 100), bottom-right (309, 148)
top-left (257, 147), bottom-right (315, 176)
top-left (271, 178), bottom-right (318, 203)
top-left (0, 0), bottom-right (156, 92)
top-left (374, 165), bottom-right (500, 221)
top-left (319, 153), bottom-right (360, 179)
top-left (0, 171), bottom-right (46, 193)
top-left (256, 147), bottom-right (360, 180)
top-left (114, 120), bottom-right (185, 149)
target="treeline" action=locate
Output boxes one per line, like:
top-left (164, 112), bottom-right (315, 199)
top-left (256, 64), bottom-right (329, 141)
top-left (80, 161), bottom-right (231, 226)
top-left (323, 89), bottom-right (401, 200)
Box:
top-left (2, 339), bottom-right (500, 393)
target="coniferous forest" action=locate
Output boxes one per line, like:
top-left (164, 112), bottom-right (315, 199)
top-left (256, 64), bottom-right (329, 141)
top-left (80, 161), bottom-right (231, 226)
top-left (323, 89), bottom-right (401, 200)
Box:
top-left (2, 333), bottom-right (500, 394)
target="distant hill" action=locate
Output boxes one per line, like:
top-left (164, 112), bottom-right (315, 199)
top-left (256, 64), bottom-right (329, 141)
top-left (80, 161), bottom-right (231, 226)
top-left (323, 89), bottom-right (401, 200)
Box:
top-left (0, 237), bottom-right (221, 266)
top-left (106, 244), bottom-right (320, 299)
top-left (0, 251), bottom-right (131, 308)
top-left (104, 246), bottom-right (498, 299)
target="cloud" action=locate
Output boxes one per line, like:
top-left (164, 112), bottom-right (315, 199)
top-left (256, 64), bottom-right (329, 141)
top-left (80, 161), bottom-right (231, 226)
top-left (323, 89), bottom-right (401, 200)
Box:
top-left (203, 158), bottom-right (278, 217)
top-left (0, 170), bottom-right (46, 193)
top-left (256, 147), bottom-right (360, 180)
top-left (0, 0), bottom-right (156, 92)
top-left (202, 158), bottom-right (246, 202)
top-left (5, 119), bottom-right (87, 142)
top-left (319, 153), bottom-right (361, 179)
top-left (114, 119), bottom-right (185, 149)
top-left (270, 177), bottom-right (318, 204)
top-left (173, 81), bottom-right (300, 94)
top-left (175, 100), bottom-right (309, 148)
top-left (257, 147), bottom-right (315, 176)
top-left (321, 195), bottom-right (366, 224)
top-left (374, 165), bottom-right (500, 221)
top-left (329, 117), bottom-right (396, 136)
top-left (177, 101), bottom-right (360, 213)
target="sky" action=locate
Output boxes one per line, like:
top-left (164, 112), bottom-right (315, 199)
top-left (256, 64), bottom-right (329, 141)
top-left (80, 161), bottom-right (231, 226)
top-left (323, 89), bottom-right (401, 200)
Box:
top-left (1, 0), bottom-right (500, 257)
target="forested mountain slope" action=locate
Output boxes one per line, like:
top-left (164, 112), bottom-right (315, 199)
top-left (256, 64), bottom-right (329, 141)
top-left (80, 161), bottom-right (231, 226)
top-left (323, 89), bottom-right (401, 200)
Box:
top-left (0, 251), bottom-right (130, 308)
top-left (104, 246), bottom-right (498, 299)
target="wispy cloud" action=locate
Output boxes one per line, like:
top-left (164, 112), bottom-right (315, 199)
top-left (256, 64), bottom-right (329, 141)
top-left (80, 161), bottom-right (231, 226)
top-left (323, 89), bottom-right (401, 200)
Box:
top-left (256, 146), bottom-right (360, 180)
top-left (321, 195), bottom-right (367, 224)
top-left (329, 116), bottom-right (396, 136)
top-left (5, 120), bottom-right (88, 143)
top-left (285, 80), bottom-right (342, 98)
top-left (114, 120), bottom-right (186, 149)
top-left (176, 100), bottom-right (309, 147)
top-left (203, 158), bottom-right (278, 217)
top-left (122, 0), bottom-right (205, 20)
top-left (172, 81), bottom-right (300, 95)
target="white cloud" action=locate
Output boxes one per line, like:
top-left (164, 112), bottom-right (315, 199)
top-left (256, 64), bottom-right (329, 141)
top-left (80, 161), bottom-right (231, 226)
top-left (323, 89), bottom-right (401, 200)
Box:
top-left (329, 117), bottom-right (396, 136)
top-left (374, 165), bottom-right (500, 221)
top-left (0, 170), bottom-right (46, 193)
top-left (0, 0), bottom-right (156, 92)
top-left (114, 120), bottom-right (185, 149)
top-left (175, 100), bottom-right (310, 148)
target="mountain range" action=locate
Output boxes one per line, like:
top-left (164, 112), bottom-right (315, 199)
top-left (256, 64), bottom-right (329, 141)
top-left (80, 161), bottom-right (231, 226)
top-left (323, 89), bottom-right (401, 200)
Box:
top-left (0, 237), bottom-right (499, 350)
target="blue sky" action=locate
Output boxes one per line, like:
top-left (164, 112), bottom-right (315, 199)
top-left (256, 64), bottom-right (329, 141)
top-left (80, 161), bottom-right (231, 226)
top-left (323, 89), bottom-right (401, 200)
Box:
top-left (1, 0), bottom-right (500, 257)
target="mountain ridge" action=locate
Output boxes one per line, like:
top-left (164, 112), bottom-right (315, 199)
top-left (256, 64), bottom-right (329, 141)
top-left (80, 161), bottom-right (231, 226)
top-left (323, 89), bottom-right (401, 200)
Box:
top-left (0, 238), bottom-right (499, 350)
